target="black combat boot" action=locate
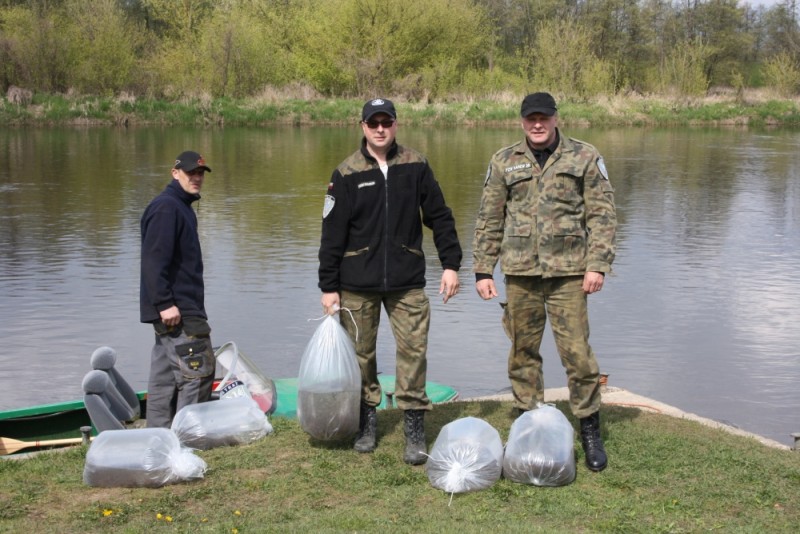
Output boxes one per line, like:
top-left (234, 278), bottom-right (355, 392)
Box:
top-left (403, 409), bottom-right (427, 465)
top-left (354, 402), bottom-right (377, 453)
top-left (579, 411), bottom-right (608, 472)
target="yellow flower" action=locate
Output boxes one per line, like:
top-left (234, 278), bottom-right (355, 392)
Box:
top-left (156, 513), bottom-right (163, 520)
top-left (202, 518), bottom-right (208, 522)
top-left (232, 529), bottom-right (239, 534)
top-left (165, 516), bottom-right (173, 522)
top-left (102, 509), bottom-right (113, 517)
top-left (234, 510), bottom-right (241, 516)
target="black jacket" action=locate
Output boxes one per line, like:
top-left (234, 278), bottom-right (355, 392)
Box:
top-left (319, 139), bottom-right (462, 293)
top-left (140, 180), bottom-right (206, 323)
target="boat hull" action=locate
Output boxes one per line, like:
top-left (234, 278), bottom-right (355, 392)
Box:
top-left (0, 376), bottom-right (457, 447)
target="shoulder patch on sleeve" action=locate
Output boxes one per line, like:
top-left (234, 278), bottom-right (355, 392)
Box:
top-left (323, 195), bottom-right (335, 218)
top-left (596, 157), bottom-right (609, 181)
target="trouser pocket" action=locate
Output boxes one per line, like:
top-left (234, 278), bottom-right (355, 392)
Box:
top-left (175, 338), bottom-right (215, 379)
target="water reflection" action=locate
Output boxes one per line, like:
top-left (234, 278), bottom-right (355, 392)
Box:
top-left (0, 125), bottom-right (798, 447)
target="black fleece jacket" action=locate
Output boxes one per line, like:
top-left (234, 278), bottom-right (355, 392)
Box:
top-left (319, 139), bottom-right (462, 293)
top-left (140, 180), bottom-right (206, 323)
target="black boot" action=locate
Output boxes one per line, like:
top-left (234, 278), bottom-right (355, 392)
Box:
top-left (403, 409), bottom-right (427, 465)
top-left (354, 402), bottom-right (377, 453)
top-left (580, 411), bottom-right (608, 472)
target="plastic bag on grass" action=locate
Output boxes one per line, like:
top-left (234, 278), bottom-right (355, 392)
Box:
top-left (503, 403), bottom-right (576, 486)
top-left (83, 428), bottom-right (206, 488)
top-left (171, 396), bottom-right (272, 450)
top-left (297, 315), bottom-right (361, 441)
top-left (425, 417), bottom-right (504, 494)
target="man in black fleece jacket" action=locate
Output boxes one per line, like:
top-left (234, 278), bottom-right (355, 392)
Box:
top-left (140, 150), bottom-right (216, 428)
top-left (319, 99), bottom-right (462, 464)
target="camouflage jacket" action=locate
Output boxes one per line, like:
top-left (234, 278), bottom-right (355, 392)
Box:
top-left (319, 139), bottom-right (462, 293)
top-left (472, 131), bottom-right (616, 278)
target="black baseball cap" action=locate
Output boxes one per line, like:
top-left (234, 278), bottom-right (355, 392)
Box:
top-left (520, 92), bottom-right (557, 117)
top-left (174, 151), bottom-right (211, 173)
top-left (362, 98), bottom-right (397, 121)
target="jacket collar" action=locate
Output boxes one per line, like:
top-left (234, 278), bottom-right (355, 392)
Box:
top-left (360, 137), bottom-right (399, 163)
top-left (166, 179), bottom-right (201, 204)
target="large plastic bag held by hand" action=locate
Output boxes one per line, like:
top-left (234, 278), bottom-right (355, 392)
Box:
top-left (171, 396), bottom-right (272, 450)
top-left (425, 417), bottom-right (504, 494)
top-left (503, 404), bottom-right (576, 486)
top-left (297, 315), bottom-right (361, 441)
top-left (83, 428), bottom-right (207, 488)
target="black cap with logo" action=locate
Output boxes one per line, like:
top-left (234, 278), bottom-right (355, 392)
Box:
top-left (362, 98), bottom-right (397, 121)
top-left (174, 151), bottom-right (211, 173)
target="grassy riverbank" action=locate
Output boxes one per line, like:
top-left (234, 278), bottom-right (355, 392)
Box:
top-left (1, 399), bottom-right (797, 533)
top-left (3, 91), bottom-right (800, 128)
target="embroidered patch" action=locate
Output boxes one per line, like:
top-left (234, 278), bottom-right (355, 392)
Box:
top-left (504, 163), bottom-right (532, 173)
top-left (358, 181), bottom-right (376, 189)
top-left (596, 157), bottom-right (609, 180)
top-left (323, 195), bottom-right (335, 218)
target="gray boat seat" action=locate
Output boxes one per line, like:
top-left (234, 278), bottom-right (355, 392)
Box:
top-left (90, 346), bottom-right (141, 418)
top-left (82, 370), bottom-right (133, 433)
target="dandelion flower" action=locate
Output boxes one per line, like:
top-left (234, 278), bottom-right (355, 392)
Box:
top-left (156, 513), bottom-right (163, 520)
top-left (166, 516), bottom-right (173, 522)
top-left (234, 510), bottom-right (241, 516)
top-left (102, 509), bottom-right (113, 517)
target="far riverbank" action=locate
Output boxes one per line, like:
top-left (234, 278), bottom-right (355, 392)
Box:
top-left (3, 91), bottom-right (800, 128)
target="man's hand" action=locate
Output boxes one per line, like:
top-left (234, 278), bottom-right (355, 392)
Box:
top-left (475, 278), bottom-right (498, 300)
top-left (583, 271), bottom-right (605, 294)
top-left (321, 292), bottom-right (340, 315)
top-left (439, 269), bottom-right (460, 303)
top-left (159, 305), bottom-right (181, 326)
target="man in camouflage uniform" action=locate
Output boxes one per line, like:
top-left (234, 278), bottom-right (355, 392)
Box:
top-left (472, 92), bottom-right (616, 472)
top-left (318, 98), bottom-right (462, 465)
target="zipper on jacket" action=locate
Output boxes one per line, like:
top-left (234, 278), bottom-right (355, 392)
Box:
top-left (383, 166), bottom-right (389, 290)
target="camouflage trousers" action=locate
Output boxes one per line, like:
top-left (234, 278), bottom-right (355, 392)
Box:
top-left (502, 275), bottom-right (601, 418)
top-left (340, 288), bottom-right (432, 411)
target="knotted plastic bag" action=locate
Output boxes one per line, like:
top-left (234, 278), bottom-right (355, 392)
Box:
top-left (171, 396), bottom-right (272, 450)
top-left (503, 403), bottom-right (576, 487)
top-left (425, 417), bottom-right (504, 495)
top-left (83, 428), bottom-right (206, 488)
top-left (297, 315), bottom-right (361, 441)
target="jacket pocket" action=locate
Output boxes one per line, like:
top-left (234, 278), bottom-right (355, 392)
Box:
top-left (344, 246), bottom-right (369, 258)
top-left (175, 338), bottom-right (215, 379)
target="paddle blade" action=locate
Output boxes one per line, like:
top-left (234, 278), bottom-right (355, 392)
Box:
top-left (0, 436), bottom-right (86, 456)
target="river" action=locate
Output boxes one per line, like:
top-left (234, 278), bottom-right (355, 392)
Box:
top-left (0, 124), bottom-right (798, 446)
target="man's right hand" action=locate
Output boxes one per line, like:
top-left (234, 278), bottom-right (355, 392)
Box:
top-left (475, 279), bottom-right (498, 300)
top-left (159, 305), bottom-right (181, 326)
top-left (321, 292), bottom-right (340, 315)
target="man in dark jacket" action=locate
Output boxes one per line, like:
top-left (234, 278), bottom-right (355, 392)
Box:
top-left (319, 98), bottom-right (462, 464)
top-left (140, 150), bottom-right (216, 428)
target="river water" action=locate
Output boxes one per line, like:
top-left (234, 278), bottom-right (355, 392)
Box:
top-left (1, 124), bottom-right (798, 447)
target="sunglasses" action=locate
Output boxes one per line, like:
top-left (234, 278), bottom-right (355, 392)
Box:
top-left (364, 119), bottom-right (395, 129)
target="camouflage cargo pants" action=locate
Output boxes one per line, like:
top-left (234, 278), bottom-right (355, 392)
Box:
top-left (503, 275), bottom-right (601, 418)
top-left (340, 288), bottom-right (432, 411)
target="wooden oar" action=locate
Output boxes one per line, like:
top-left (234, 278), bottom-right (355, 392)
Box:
top-left (0, 436), bottom-right (88, 456)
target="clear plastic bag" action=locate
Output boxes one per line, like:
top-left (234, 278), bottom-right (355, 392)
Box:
top-left (502, 404), bottom-right (576, 487)
top-left (171, 396), bottom-right (272, 450)
top-left (425, 417), bottom-right (504, 494)
top-left (297, 315), bottom-right (361, 441)
top-left (214, 342), bottom-right (277, 414)
top-left (83, 428), bottom-right (206, 488)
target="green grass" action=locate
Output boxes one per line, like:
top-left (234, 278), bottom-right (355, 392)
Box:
top-left (3, 92), bottom-right (800, 128)
top-left (0, 399), bottom-right (797, 533)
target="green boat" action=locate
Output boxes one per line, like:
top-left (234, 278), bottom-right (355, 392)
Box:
top-left (0, 376), bottom-right (458, 454)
